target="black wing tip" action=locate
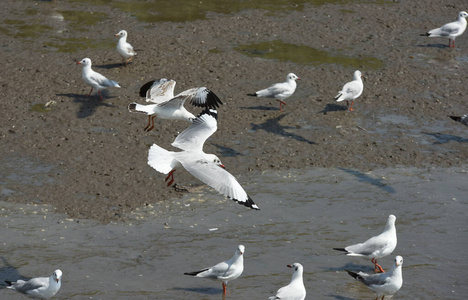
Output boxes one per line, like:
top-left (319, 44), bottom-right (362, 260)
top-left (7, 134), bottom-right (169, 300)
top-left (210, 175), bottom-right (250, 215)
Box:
top-left (232, 195), bottom-right (260, 210)
top-left (247, 93), bottom-right (257, 97)
top-left (345, 270), bottom-right (360, 279)
top-left (197, 108), bottom-right (218, 120)
top-left (333, 247), bottom-right (347, 252)
top-left (184, 269), bottom-right (207, 276)
top-left (128, 103), bottom-right (137, 112)
top-left (450, 116), bottom-right (461, 122)
top-left (191, 89), bottom-right (223, 109)
top-left (139, 80), bottom-right (156, 97)
top-left (5, 280), bottom-right (12, 286)
top-left (420, 32), bottom-right (430, 37)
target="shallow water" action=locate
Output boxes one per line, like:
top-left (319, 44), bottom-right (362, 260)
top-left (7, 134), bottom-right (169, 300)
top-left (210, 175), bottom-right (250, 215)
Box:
top-left (1, 166), bottom-right (467, 299)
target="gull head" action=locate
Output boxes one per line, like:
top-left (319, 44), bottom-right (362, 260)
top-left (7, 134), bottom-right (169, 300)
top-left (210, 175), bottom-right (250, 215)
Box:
top-left (115, 30), bottom-right (128, 37)
top-left (286, 73), bottom-right (301, 81)
top-left (237, 245), bottom-right (245, 255)
top-left (76, 58), bottom-right (91, 66)
top-left (395, 256), bottom-right (403, 267)
top-left (208, 154), bottom-right (225, 169)
top-left (459, 11), bottom-right (468, 19)
top-left (354, 70), bottom-right (363, 79)
top-left (52, 269), bottom-right (62, 283)
top-left (287, 263), bottom-right (303, 272)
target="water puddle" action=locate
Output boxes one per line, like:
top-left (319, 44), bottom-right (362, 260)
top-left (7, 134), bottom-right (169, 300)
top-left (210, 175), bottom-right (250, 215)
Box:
top-left (235, 40), bottom-right (384, 69)
top-left (68, 0), bottom-right (391, 23)
top-left (1, 166), bottom-right (466, 299)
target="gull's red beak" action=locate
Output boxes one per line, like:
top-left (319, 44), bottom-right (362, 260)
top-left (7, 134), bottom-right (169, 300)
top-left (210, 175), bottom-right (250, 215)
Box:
top-left (56, 279), bottom-right (59, 283)
top-left (76, 62), bottom-right (81, 65)
top-left (297, 77), bottom-right (301, 80)
top-left (220, 164), bottom-right (225, 169)
top-left (115, 33), bottom-right (119, 37)
top-left (287, 264), bottom-right (292, 268)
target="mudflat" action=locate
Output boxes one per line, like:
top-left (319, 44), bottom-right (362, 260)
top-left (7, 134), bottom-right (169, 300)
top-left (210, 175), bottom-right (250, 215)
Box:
top-left (1, 0), bottom-right (467, 222)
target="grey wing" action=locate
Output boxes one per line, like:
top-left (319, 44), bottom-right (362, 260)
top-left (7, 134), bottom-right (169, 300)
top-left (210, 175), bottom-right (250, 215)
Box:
top-left (360, 272), bottom-right (389, 287)
top-left (14, 278), bottom-right (47, 294)
top-left (264, 82), bottom-right (288, 97)
top-left (439, 21), bottom-right (462, 35)
top-left (90, 72), bottom-right (117, 88)
top-left (174, 87), bottom-right (223, 109)
top-left (140, 79), bottom-right (176, 104)
top-left (179, 157), bottom-right (258, 209)
top-left (347, 236), bottom-right (386, 255)
top-left (172, 109), bottom-right (218, 151)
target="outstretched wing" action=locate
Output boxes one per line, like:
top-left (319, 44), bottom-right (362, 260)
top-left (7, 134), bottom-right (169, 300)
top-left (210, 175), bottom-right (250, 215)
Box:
top-left (178, 156), bottom-right (259, 210)
top-left (172, 109), bottom-right (218, 151)
top-left (174, 87), bottom-right (223, 109)
top-left (139, 78), bottom-right (176, 104)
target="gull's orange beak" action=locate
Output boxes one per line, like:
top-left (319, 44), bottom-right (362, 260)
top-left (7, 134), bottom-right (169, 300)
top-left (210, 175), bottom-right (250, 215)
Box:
top-left (115, 33), bottom-right (119, 37)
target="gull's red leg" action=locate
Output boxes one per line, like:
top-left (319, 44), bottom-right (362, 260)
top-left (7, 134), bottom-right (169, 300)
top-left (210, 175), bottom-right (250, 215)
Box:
top-left (145, 116), bottom-right (156, 132)
top-left (98, 90), bottom-right (103, 100)
top-left (87, 88), bottom-right (93, 97)
top-left (222, 282), bottom-right (227, 295)
top-left (165, 169), bottom-right (176, 186)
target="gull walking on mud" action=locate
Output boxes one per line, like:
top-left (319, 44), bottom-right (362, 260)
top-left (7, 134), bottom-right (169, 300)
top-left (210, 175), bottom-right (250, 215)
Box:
top-left (421, 11), bottom-right (468, 48)
top-left (76, 58), bottom-right (120, 100)
top-left (335, 70), bottom-right (363, 111)
top-left (248, 73), bottom-right (300, 112)
top-left (115, 30), bottom-right (137, 65)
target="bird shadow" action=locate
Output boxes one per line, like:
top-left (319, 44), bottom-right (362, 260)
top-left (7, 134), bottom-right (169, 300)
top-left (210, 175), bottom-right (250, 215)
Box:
top-left (422, 132), bottom-right (468, 144)
top-left (173, 286), bottom-right (223, 295)
top-left (322, 261), bottom-right (374, 273)
top-left (414, 43), bottom-right (449, 49)
top-left (327, 295), bottom-right (356, 300)
top-left (93, 63), bottom-right (125, 70)
top-left (319, 103), bottom-right (348, 114)
top-left (212, 143), bottom-right (244, 157)
top-left (250, 114), bottom-right (315, 145)
top-left (240, 105), bottom-right (279, 111)
top-left (337, 167), bottom-right (396, 194)
top-left (0, 257), bottom-right (30, 289)
top-left (56, 93), bottom-right (116, 119)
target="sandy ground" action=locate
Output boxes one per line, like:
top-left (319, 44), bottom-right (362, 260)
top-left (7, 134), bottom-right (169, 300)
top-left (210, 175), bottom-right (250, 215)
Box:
top-left (0, 0), bottom-right (467, 222)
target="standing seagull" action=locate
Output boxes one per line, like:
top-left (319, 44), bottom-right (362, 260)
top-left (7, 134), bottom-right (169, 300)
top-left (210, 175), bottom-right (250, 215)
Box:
top-left (147, 109), bottom-right (259, 210)
top-left (421, 11), bottom-right (468, 48)
top-left (5, 269), bottom-right (62, 299)
top-left (115, 30), bottom-right (137, 65)
top-left (345, 256), bottom-right (403, 300)
top-left (269, 263), bottom-right (306, 300)
top-left (248, 73), bottom-right (300, 112)
top-left (335, 70), bottom-right (363, 111)
top-left (76, 58), bottom-right (120, 100)
top-left (333, 215), bottom-right (397, 273)
top-left (128, 78), bottom-right (223, 132)
top-left (184, 245), bottom-right (245, 295)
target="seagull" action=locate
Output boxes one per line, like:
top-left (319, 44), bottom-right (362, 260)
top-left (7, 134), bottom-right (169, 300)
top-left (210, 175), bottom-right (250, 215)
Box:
top-left (147, 108), bottom-right (259, 210)
top-left (345, 256), bottom-right (403, 300)
top-left (184, 245), bottom-right (245, 295)
top-left (128, 78), bottom-right (223, 132)
top-left (115, 30), bottom-right (137, 66)
top-left (335, 70), bottom-right (363, 111)
top-left (5, 269), bottom-right (62, 299)
top-left (421, 11), bottom-right (468, 48)
top-left (449, 115), bottom-right (468, 126)
top-left (269, 263), bottom-right (306, 300)
top-left (76, 58), bottom-right (120, 100)
top-left (333, 215), bottom-right (397, 273)
top-left (247, 73), bottom-right (300, 112)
